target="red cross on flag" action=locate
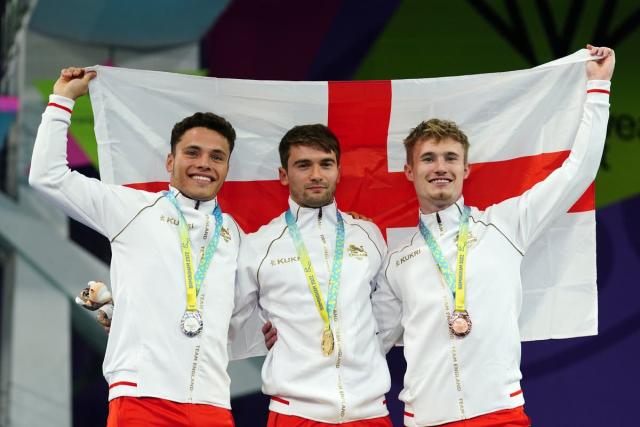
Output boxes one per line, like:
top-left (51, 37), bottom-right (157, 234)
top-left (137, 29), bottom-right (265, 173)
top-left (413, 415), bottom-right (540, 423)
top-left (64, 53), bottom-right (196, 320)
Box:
top-left (88, 49), bottom-right (599, 341)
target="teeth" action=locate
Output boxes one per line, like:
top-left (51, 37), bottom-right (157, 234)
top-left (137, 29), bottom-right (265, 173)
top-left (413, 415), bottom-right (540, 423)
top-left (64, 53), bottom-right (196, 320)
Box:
top-left (430, 179), bottom-right (451, 183)
top-left (192, 175), bottom-right (212, 182)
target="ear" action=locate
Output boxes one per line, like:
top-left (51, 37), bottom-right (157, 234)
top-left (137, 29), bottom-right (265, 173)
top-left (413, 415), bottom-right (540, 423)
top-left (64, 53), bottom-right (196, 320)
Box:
top-left (278, 167), bottom-right (289, 186)
top-left (336, 164), bottom-right (341, 184)
top-left (166, 153), bottom-right (174, 173)
top-left (404, 163), bottom-right (415, 182)
top-left (463, 163), bottom-right (471, 180)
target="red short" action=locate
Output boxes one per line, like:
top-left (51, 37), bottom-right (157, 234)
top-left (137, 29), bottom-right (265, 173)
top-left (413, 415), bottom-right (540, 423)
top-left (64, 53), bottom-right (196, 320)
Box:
top-left (267, 412), bottom-right (393, 426)
top-left (106, 396), bottom-right (235, 427)
top-left (424, 406), bottom-right (530, 427)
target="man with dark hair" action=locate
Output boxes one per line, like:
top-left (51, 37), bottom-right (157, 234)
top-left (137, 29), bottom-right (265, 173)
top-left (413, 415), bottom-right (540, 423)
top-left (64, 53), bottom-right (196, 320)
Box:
top-left (232, 124), bottom-right (393, 426)
top-left (372, 45), bottom-right (614, 426)
top-left (170, 112), bottom-right (236, 154)
top-left (277, 124), bottom-right (341, 208)
top-left (30, 67), bottom-right (241, 427)
top-left (278, 124), bottom-right (341, 169)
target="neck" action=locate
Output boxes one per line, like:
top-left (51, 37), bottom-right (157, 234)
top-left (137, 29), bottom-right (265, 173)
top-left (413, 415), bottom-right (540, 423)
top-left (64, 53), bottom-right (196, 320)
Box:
top-left (419, 199), bottom-right (455, 215)
top-left (291, 197), bottom-right (334, 209)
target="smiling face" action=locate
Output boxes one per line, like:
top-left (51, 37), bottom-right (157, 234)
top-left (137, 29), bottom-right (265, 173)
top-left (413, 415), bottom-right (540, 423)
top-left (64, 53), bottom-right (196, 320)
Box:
top-left (404, 137), bottom-right (470, 214)
top-left (279, 144), bottom-right (340, 208)
top-left (165, 127), bottom-right (231, 201)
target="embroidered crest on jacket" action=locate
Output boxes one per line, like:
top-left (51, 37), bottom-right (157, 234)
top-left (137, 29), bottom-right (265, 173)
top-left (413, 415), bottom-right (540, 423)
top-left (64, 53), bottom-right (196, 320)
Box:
top-left (348, 244), bottom-right (368, 260)
top-left (221, 227), bottom-right (232, 243)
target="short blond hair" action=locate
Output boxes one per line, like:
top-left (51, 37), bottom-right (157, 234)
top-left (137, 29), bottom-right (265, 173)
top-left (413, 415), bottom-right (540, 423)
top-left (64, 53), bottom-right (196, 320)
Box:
top-left (403, 119), bottom-right (470, 164)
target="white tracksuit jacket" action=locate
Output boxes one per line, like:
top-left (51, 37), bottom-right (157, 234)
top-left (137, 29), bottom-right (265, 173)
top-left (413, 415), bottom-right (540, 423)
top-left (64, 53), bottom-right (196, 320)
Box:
top-left (232, 198), bottom-right (391, 423)
top-left (372, 80), bottom-right (610, 426)
top-left (29, 95), bottom-right (241, 408)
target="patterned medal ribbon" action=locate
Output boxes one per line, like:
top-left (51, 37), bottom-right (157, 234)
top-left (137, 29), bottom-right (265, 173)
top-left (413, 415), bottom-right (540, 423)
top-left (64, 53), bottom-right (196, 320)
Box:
top-left (285, 208), bottom-right (345, 356)
top-left (165, 191), bottom-right (223, 313)
top-left (419, 205), bottom-right (472, 336)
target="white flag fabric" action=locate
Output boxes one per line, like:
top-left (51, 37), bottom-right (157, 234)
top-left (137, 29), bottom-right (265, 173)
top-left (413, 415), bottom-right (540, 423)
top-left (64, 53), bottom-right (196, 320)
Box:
top-left (88, 49), bottom-right (599, 341)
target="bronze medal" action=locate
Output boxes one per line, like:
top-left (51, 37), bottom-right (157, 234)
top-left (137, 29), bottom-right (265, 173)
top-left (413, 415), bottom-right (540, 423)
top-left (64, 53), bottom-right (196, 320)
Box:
top-left (321, 327), bottom-right (334, 356)
top-left (449, 311), bottom-right (472, 337)
top-left (181, 310), bottom-right (203, 337)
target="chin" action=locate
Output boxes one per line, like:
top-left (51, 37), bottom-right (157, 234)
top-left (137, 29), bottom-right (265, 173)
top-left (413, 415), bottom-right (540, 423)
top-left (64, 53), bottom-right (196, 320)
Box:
top-left (432, 190), bottom-right (452, 200)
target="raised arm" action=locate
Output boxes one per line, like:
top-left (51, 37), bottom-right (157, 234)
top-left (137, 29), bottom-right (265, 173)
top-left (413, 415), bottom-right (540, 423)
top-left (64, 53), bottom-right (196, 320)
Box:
top-left (500, 46), bottom-right (614, 250)
top-left (29, 67), bottom-right (145, 239)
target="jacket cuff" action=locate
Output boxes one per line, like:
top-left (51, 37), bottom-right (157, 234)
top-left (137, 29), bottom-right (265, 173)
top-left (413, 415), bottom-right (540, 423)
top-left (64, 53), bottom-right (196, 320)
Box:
top-left (47, 94), bottom-right (76, 114)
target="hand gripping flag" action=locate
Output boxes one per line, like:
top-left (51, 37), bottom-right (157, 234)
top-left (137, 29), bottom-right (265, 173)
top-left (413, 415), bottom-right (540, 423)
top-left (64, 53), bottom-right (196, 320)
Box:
top-left (88, 49), bottom-right (599, 341)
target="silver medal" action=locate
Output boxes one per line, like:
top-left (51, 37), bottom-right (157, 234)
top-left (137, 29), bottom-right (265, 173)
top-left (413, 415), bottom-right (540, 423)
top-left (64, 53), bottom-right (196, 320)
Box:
top-left (181, 310), bottom-right (203, 337)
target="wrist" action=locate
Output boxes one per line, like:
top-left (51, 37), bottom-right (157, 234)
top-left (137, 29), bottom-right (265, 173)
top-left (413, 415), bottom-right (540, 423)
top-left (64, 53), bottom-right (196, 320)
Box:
top-left (55, 89), bottom-right (80, 101)
top-left (586, 80), bottom-right (611, 90)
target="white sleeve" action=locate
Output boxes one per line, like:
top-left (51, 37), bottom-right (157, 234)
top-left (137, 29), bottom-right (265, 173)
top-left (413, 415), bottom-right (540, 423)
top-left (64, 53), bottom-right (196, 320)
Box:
top-left (28, 94), bottom-right (144, 239)
top-left (370, 221), bottom-right (388, 264)
top-left (371, 259), bottom-right (404, 354)
top-left (496, 80), bottom-right (610, 250)
top-left (228, 234), bottom-right (268, 360)
top-left (357, 218), bottom-right (388, 275)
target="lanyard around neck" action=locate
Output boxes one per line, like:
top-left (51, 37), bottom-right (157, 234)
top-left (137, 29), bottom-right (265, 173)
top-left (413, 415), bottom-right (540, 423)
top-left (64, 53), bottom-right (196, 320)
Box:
top-left (165, 192), bottom-right (223, 312)
top-left (285, 208), bottom-right (345, 332)
top-left (419, 205), bottom-right (471, 313)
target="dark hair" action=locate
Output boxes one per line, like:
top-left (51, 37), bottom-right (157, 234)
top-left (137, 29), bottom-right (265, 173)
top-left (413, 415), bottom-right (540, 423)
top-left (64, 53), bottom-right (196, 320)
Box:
top-left (278, 124), bottom-right (340, 169)
top-left (170, 112), bottom-right (236, 154)
top-left (403, 118), bottom-right (470, 164)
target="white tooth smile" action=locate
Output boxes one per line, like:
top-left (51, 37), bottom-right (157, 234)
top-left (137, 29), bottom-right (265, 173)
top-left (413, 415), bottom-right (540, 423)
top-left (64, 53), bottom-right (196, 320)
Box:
top-left (430, 179), bottom-right (451, 183)
top-left (192, 175), bottom-right (212, 182)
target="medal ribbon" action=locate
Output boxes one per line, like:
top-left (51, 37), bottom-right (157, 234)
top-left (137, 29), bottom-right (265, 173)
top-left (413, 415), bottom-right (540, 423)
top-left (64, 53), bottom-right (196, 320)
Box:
top-left (418, 206), bottom-right (471, 313)
top-left (285, 208), bottom-right (345, 332)
top-left (165, 192), bottom-right (223, 312)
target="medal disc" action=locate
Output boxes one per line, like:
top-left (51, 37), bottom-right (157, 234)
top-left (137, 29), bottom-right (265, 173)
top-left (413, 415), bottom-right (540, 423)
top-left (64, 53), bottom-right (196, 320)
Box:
top-left (449, 311), bottom-right (472, 337)
top-left (321, 327), bottom-right (334, 356)
top-left (181, 310), bottom-right (203, 337)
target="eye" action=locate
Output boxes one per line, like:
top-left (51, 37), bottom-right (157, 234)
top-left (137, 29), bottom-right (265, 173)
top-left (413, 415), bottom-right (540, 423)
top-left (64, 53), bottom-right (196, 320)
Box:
top-left (184, 149), bottom-right (198, 157)
top-left (295, 161), bottom-right (311, 169)
top-left (211, 153), bottom-right (225, 162)
top-left (320, 160), bottom-right (335, 169)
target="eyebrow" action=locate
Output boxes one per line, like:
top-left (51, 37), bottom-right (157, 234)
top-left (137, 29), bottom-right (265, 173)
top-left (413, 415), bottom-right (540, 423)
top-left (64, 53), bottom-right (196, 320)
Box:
top-left (420, 151), bottom-right (459, 157)
top-left (183, 145), bottom-right (227, 156)
top-left (293, 159), bottom-right (311, 166)
top-left (293, 157), bottom-right (336, 166)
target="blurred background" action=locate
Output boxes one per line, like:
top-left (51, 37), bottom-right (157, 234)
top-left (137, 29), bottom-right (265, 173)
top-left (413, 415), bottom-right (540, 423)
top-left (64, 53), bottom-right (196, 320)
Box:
top-left (0, 1), bottom-right (638, 426)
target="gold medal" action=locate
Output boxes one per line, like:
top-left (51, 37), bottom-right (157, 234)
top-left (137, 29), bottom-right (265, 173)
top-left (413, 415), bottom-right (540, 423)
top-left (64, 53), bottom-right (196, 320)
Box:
top-left (321, 327), bottom-right (334, 356)
top-left (449, 310), bottom-right (472, 337)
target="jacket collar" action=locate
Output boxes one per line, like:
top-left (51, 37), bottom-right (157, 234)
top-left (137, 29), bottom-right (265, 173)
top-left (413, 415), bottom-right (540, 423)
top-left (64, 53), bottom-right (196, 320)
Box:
top-left (287, 197), bottom-right (338, 229)
top-left (168, 186), bottom-right (218, 212)
top-left (419, 196), bottom-right (465, 235)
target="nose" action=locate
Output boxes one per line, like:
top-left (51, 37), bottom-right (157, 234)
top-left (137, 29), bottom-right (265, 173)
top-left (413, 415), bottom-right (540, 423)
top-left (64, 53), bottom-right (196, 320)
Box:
top-left (196, 154), bottom-right (211, 169)
top-left (434, 156), bottom-right (447, 172)
top-left (309, 164), bottom-right (322, 180)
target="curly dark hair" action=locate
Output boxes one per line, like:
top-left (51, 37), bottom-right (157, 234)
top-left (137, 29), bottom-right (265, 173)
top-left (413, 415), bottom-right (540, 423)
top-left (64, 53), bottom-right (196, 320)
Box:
top-left (170, 112), bottom-right (236, 154)
top-left (279, 124), bottom-right (340, 169)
